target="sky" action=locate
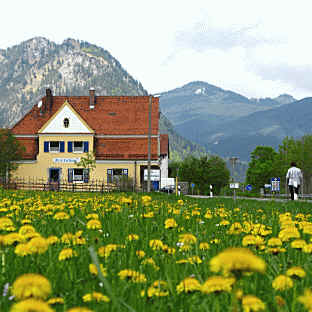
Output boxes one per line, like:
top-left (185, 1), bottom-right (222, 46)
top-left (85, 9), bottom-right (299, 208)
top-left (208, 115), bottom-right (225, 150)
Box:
top-left (1, 0), bottom-right (312, 99)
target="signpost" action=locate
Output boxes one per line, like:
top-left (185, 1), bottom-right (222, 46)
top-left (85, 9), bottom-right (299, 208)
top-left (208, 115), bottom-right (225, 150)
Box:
top-left (271, 177), bottom-right (280, 192)
top-left (230, 182), bottom-right (239, 201)
top-left (246, 184), bottom-right (252, 191)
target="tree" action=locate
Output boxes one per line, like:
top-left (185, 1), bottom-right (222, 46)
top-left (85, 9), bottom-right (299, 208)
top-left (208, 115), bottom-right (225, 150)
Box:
top-left (76, 152), bottom-right (96, 172)
top-left (246, 146), bottom-right (280, 191)
top-left (276, 135), bottom-right (312, 193)
top-left (177, 155), bottom-right (230, 195)
top-left (0, 129), bottom-right (25, 184)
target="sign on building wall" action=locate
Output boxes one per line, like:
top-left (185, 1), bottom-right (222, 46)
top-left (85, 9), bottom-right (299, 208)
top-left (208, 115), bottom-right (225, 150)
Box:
top-left (144, 169), bottom-right (160, 181)
top-left (53, 158), bottom-right (81, 164)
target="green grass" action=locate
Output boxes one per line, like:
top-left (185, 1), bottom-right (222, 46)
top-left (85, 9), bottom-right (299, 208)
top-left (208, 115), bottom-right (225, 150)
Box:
top-left (1, 189), bottom-right (312, 311)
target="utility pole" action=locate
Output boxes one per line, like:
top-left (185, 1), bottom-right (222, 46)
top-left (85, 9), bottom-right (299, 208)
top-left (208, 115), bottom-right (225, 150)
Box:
top-left (230, 156), bottom-right (239, 201)
top-left (147, 95), bottom-right (152, 192)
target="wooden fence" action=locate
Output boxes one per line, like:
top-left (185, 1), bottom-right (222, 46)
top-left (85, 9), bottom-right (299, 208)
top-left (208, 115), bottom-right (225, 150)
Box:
top-left (2, 178), bottom-right (121, 193)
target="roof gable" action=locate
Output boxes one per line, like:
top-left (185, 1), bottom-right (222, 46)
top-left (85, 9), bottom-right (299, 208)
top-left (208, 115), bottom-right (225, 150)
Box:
top-left (38, 101), bottom-right (94, 134)
top-left (11, 95), bottom-right (159, 135)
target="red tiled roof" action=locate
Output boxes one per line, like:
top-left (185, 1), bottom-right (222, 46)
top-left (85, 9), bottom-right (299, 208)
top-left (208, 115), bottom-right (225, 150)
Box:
top-left (95, 137), bottom-right (159, 160)
top-left (12, 95), bottom-right (159, 135)
top-left (16, 138), bottom-right (38, 160)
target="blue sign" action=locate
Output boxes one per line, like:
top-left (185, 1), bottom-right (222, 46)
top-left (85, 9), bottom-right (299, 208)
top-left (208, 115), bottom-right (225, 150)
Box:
top-left (191, 183), bottom-right (195, 188)
top-left (246, 184), bottom-right (252, 191)
top-left (271, 177), bottom-right (280, 192)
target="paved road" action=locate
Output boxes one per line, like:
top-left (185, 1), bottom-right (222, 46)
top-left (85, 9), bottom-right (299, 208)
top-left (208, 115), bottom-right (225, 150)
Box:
top-left (187, 195), bottom-right (312, 203)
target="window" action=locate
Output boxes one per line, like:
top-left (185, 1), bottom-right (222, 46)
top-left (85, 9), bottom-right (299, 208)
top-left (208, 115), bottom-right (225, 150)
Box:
top-left (68, 168), bottom-right (89, 183)
top-left (63, 118), bottom-right (69, 128)
top-left (44, 141), bottom-right (65, 153)
top-left (107, 168), bottom-right (128, 183)
top-left (73, 141), bottom-right (83, 153)
top-left (49, 141), bottom-right (60, 152)
top-left (68, 141), bottom-right (89, 153)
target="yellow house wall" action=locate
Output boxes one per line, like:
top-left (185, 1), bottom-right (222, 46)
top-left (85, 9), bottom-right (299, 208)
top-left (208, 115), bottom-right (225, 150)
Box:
top-left (13, 135), bottom-right (159, 186)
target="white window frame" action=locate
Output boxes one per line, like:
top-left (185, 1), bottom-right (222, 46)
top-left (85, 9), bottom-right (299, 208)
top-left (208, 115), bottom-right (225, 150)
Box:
top-left (73, 141), bottom-right (83, 153)
top-left (49, 141), bottom-right (60, 153)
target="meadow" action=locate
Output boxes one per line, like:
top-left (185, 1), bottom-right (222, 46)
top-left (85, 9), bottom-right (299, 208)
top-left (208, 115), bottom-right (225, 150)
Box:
top-left (1, 188), bottom-right (312, 311)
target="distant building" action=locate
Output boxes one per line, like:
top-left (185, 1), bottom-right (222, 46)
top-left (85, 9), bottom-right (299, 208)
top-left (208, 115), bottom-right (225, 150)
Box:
top-left (11, 89), bottom-right (168, 190)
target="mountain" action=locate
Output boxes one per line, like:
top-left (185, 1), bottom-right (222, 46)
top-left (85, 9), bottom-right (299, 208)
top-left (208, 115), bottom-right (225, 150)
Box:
top-left (0, 37), bottom-right (147, 127)
top-left (157, 81), bottom-right (295, 143)
top-left (203, 97), bottom-right (312, 160)
top-left (0, 37), bottom-right (207, 161)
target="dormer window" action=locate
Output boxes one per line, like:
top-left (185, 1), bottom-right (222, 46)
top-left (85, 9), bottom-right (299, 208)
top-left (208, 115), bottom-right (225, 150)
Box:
top-left (63, 118), bottom-right (69, 128)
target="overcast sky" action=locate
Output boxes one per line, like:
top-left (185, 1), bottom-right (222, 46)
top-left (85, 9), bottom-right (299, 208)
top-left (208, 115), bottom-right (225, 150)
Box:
top-left (1, 0), bottom-right (312, 99)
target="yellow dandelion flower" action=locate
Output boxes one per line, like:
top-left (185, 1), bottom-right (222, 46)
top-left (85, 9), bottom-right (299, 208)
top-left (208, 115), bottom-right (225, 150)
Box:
top-left (278, 227), bottom-right (300, 242)
top-left (201, 276), bottom-right (235, 294)
top-left (18, 225), bottom-right (36, 236)
top-left (28, 236), bottom-right (49, 254)
top-left (58, 248), bottom-right (77, 261)
top-left (3, 232), bottom-right (24, 245)
top-left (12, 273), bottom-right (51, 300)
top-left (242, 295), bottom-right (266, 312)
top-left (210, 248), bottom-right (266, 275)
top-left (0, 217), bottom-right (14, 231)
top-left (142, 258), bottom-right (159, 270)
top-left (127, 234), bottom-right (139, 241)
top-left (85, 213), bottom-right (99, 220)
top-left (178, 233), bottom-right (197, 244)
top-left (53, 212), bottom-right (70, 220)
top-left (66, 308), bottom-right (93, 312)
top-left (136, 250), bottom-right (145, 258)
top-left (303, 244), bottom-right (312, 253)
top-left (47, 236), bottom-right (59, 245)
top-left (82, 292), bottom-right (110, 303)
top-left (118, 269), bottom-right (147, 283)
top-left (220, 219), bottom-right (230, 226)
top-left (286, 266), bottom-right (306, 279)
top-left (176, 277), bottom-right (201, 293)
top-left (89, 263), bottom-right (107, 277)
top-left (98, 244), bottom-right (120, 258)
top-left (162, 244), bottom-right (176, 255)
top-left (272, 275), bottom-right (293, 291)
top-left (298, 289), bottom-right (312, 311)
top-left (267, 237), bottom-right (282, 247)
top-left (164, 218), bottom-right (178, 229)
top-left (149, 239), bottom-right (164, 250)
top-left (199, 242), bottom-right (210, 250)
top-left (10, 299), bottom-right (54, 312)
top-left (228, 222), bottom-right (243, 235)
top-left (291, 239), bottom-right (306, 249)
top-left (242, 235), bottom-right (264, 247)
top-left (15, 243), bottom-right (32, 256)
top-left (86, 219), bottom-right (101, 230)
top-left (47, 297), bottom-right (64, 305)
top-left (146, 280), bottom-right (169, 297)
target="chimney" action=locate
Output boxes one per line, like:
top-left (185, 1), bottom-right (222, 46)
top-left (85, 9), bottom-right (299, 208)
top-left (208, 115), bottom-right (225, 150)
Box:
top-left (46, 88), bottom-right (53, 112)
top-left (89, 88), bottom-right (95, 109)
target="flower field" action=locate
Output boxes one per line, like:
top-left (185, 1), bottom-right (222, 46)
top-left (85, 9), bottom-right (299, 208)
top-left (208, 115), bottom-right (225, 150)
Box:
top-left (1, 189), bottom-right (312, 311)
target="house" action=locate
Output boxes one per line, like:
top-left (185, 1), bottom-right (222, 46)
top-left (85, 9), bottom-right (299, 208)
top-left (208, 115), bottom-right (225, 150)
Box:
top-left (11, 89), bottom-right (169, 190)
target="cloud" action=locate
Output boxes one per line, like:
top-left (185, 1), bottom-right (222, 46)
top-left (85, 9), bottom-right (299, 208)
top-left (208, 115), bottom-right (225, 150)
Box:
top-left (250, 63), bottom-right (312, 98)
top-left (173, 22), bottom-right (277, 53)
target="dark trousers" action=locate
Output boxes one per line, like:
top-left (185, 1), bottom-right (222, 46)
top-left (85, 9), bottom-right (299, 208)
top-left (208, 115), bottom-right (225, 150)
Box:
top-left (289, 185), bottom-right (300, 200)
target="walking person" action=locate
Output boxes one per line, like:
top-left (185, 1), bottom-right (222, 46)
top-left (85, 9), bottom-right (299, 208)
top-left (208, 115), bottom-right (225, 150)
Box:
top-left (286, 162), bottom-right (303, 200)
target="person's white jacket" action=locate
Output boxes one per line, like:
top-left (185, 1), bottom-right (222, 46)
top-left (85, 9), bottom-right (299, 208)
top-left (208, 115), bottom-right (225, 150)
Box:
top-left (286, 166), bottom-right (302, 188)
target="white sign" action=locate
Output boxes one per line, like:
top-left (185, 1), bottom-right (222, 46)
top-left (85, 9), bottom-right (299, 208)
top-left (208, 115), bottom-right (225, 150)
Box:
top-left (144, 169), bottom-right (160, 181)
top-left (53, 157), bottom-right (81, 164)
top-left (161, 177), bottom-right (175, 188)
top-left (230, 183), bottom-right (239, 189)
